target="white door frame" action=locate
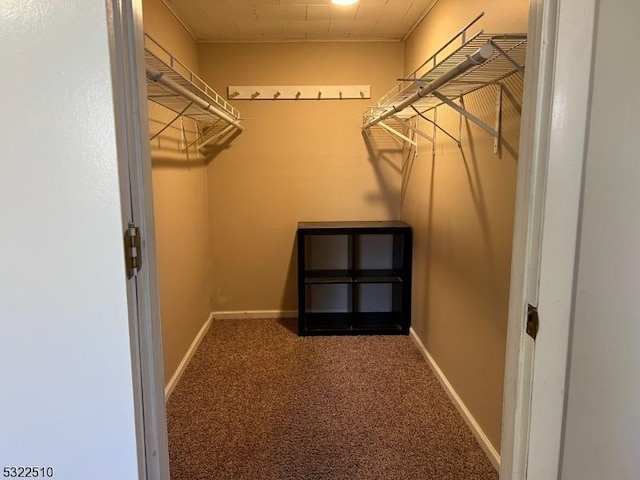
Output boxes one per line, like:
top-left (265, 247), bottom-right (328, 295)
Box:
top-left (108, 0), bottom-right (170, 478)
top-left (500, 0), bottom-right (598, 478)
top-left (108, 0), bottom-right (599, 478)
top-left (499, 0), bottom-right (555, 475)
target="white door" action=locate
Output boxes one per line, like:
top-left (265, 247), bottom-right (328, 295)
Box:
top-left (108, 1), bottom-right (171, 478)
top-left (500, 0), bottom-right (598, 478)
top-left (1, 1), bottom-right (155, 478)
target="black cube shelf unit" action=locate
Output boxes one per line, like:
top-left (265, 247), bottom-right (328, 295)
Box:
top-left (297, 221), bottom-right (412, 336)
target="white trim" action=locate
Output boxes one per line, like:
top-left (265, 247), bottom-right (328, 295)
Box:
top-left (212, 310), bottom-right (298, 320)
top-left (410, 328), bottom-right (501, 472)
top-left (525, 0), bottom-right (598, 478)
top-left (111, 0), bottom-right (171, 477)
top-left (499, 0), bottom-right (557, 477)
top-left (501, 0), bottom-right (598, 477)
top-left (164, 313), bottom-right (214, 400)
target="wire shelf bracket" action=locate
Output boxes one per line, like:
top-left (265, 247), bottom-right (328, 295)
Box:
top-left (362, 12), bottom-right (526, 154)
top-left (144, 34), bottom-right (243, 152)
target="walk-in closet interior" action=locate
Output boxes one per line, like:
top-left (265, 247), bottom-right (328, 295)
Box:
top-left (142, 0), bottom-right (528, 476)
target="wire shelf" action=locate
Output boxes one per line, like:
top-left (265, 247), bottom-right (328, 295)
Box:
top-left (363, 15), bottom-right (527, 125)
top-left (144, 34), bottom-right (242, 147)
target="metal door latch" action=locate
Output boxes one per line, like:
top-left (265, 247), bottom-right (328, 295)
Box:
top-left (526, 304), bottom-right (539, 339)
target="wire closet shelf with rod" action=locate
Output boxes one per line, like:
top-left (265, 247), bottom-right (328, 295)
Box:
top-left (362, 12), bottom-right (527, 153)
top-left (144, 33), bottom-right (243, 152)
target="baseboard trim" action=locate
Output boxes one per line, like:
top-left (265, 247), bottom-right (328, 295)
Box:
top-left (409, 328), bottom-right (501, 472)
top-left (211, 310), bottom-right (298, 320)
top-left (164, 312), bottom-right (214, 401)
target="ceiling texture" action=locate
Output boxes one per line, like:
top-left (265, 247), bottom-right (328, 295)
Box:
top-left (162, 0), bottom-right (438, 42)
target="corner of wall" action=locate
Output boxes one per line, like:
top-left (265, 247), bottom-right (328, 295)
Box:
top-left (410, 328), bottom-right (501, 471)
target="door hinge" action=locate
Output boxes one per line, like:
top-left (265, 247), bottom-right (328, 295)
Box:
top-left (124, 223), bottom-right (142, 279)
top-left (526, 304), bottom-right (539, 340)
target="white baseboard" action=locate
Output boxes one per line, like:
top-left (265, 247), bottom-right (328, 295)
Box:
top-left (164, 312), bottom-right (214, 401)
top-left (211, 310), bottom-right (298, 320)
top-left (409, 328), bottom-right (501, 472)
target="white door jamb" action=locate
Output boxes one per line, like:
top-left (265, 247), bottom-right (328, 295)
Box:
top-left (500, 0), bottom-right (598, 478)
top-left (108, 0), bottom-right (170, 478)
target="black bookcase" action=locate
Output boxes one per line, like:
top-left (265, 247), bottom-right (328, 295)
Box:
top-left (297, 221), bottom-right (412, 336)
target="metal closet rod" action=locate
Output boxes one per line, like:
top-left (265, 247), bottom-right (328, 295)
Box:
top-left (146, 65), bottom-right (244, 132)
top-left (362, 42), bottom-right (495, 129)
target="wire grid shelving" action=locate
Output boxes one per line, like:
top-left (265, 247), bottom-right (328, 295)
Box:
top-left (363, 13), bottom-right (527, 128)
top-left (144, 34), bottom-right (242, 148)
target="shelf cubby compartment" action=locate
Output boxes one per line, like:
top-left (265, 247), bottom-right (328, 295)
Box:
top-left (354, 283), bottom-right (406, 333)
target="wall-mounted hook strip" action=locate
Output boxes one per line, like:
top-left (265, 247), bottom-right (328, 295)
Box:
top-left (228, 85), bottom-right (370, 100)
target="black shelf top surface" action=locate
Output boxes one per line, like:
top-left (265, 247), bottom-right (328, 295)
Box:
top-left (298, 220), bottom-right (410, 231)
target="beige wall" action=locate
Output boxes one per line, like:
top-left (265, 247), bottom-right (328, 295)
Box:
top-left (403, 0), bottom-right (529, 450)
top-left (197, 42), bottom-right (404, 312)
top-left (143, 0), bottom-right (213, 386)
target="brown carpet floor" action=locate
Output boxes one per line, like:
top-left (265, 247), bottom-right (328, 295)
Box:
top-left (166, 318), bottom-right (499, 480)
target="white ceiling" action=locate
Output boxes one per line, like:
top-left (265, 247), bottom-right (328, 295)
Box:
top-left (163, 0), bottom-right (437, 42)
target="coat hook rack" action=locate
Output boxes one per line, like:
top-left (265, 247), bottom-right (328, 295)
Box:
top-left (228, 85), bottom-right (371, 100)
